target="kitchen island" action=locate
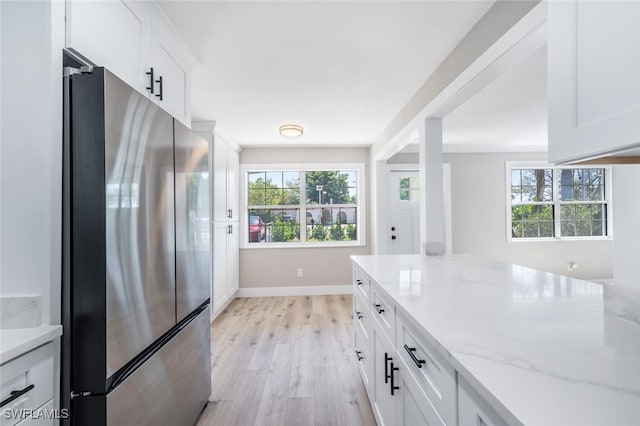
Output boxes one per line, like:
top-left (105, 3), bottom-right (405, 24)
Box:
top-left (351, 254), bottom-right (640, 425)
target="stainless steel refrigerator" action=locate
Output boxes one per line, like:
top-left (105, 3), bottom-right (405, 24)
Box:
top-left (62, 67), bottom-right (211, 425)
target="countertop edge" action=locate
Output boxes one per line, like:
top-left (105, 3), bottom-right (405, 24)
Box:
top-left (0, 325), bottom-right (63, 365)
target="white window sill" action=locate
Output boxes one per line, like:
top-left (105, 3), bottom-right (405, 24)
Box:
top-left (508, 236), bottom-right (613, 243)
top-left (241, 241), bottom-right (365, 249)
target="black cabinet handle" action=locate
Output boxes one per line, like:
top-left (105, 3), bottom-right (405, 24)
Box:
top-left (391, 235), bottom-right (396, 240)
top-left (404, 344), bottom-right (426, 368)
top-left (0, 384), bottom-right (35, 408)
top-left (355, 349), bottom-right (364, 361)
top-left (356, 279), bottom-right (362, 286)
top-left (227, 224), bottom-right (233, 234)
top-left (384, 352), bottom-right (391, 383)
top-left (155, 75), bottom-right (163, 100)
top-left (390, 362), bottom-right (399, 395)
top-left (227, 209), bottom-right (233, 218)
top-left (355, 311), bottom-right (363, 320)
top-left (146, 67), bottom-right (154, 94)
top-left (373, 303), bottom-right (385, 315)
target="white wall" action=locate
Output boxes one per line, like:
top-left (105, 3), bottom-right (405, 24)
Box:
top-left (239, 148), bottom-right (370, 289)
top-left (444, 152), bottom-right (613, 279)
top-left (612, 165), bottom-right (640, 294)
top-left (0, 1), bottom-right (64, 324)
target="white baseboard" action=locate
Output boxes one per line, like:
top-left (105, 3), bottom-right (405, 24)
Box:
top-left (236, 285), bottom-right (352, 298)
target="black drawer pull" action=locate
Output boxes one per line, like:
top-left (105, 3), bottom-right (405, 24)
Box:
top-left (155, 75), bottom-right (163, 100)
top-left (384, 352), bottom-right (391, 383)
top-left (355, 311), bottom-right (363, 320)
top-left (146, 67), bottom-right (154, 93)
top-left (390, 362), bottom-right (399, 396)
top-left (355, 349), bottom-right (364, 361)
top-left (356, 279), bottom-right (363, 286)
top-left (404, 344), bottom-right (426, 368)
top-left (0, 384), bottom-right (35, 408)
top-left (373, 303), bottom-right (385, 315)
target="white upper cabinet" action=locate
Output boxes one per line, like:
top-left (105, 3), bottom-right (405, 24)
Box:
top-left (148, 6), bottom-right (193, 125)
top-left (65, 0), bottom-right (150, 94)
top-left (65, 0), bottom-right (197, 126)
top-left (548, 0), bottom-right (640, 163)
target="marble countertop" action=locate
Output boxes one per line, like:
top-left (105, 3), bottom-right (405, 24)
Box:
top-left (0, 325), bottom-right (63, 364)
top-left (351, 254), bottom-right (640, 426)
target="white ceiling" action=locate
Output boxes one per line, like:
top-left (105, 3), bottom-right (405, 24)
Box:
top-left (442, 45), bottom-right (548, 150)
top-left (160, 0), bottom-right (494, 147)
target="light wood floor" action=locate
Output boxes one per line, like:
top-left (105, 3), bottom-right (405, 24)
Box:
top-left (196, 295), bottom-right (376, 426)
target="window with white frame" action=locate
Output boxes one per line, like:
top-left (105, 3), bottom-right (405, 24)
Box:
top-left (508, 164), bottom-right (611, 240)
top-left (244, 165), bottom-right (364, 246)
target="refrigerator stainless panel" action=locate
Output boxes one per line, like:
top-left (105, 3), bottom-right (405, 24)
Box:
top-left (104, 70), bottom-right (176, 376)
top-left (105, 307), bottom-right (211, 426)
top-left (174, 121), bottom-right (211, 322)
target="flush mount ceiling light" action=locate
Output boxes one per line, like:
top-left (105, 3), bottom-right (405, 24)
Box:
top-left (279, 124), bottom-right (304, 138)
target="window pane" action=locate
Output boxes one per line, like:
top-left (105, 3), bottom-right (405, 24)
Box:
top-left (399, 189), bottom-right (409, 201)
top-left (248, 172), bottom-right (265, 185)
top-left (283, 171), bottom-right (299, 188)
top-left (399, 177), bottom-right (409, 190)
top-left (305, 207), bottom-right (357, 242)
top-left (511, 205), bottom-right (554, 238)
top-left (560, 204), bottom-right (606, 237)
top-left (305, 170), bottom-right (357, 204)
top-left (512, 169), bottom-right (552, 203)
top-left (559, 168), bottom-right (605, 201)
top-left (248, 188), bottom-right (265, 206)
top-left (265, 171), bottom-right (283, 188)
top-left (248, 171), bottom-right (300, 206)
top-left (248, 209), bottom-right (300, 243)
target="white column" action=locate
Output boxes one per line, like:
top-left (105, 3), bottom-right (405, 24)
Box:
top-left (418, 117), bottom-right (444, 255)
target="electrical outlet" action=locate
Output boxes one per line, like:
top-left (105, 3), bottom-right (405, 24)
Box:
top-left (297, 268), bottom-right (304, 278)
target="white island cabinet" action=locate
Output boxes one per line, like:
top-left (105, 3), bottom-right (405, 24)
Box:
top-left (0, 326), bottom-right (62, 426)
top-left (65, 0), bottom-right (198, 126)
top-left (548, 0), bottom-right (640, 163)
top-left (352, 254), bottom-right (640, 425)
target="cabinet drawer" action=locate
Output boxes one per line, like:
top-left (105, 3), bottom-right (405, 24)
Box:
top-left (398, 368), bottom-right (445, 426)
top-left (353, 291), bottom-right (371, 342)
top-left (354, 324), bottom-right (372, 399)
top-left (0, 343), bottom-right (54, 426)
top-left (371, 285), bottom-right (395, 346)
top-left (459, 376), bottom-right (507, 426)
top-left (14, 399), bottom-right (55, 426)
top-left (353, 265), bottom-right (370, 301)
top-left (397, 314), bottom-right (456, 425)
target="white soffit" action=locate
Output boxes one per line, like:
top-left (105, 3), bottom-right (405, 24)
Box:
top-left (442, 45), bottom-right (548, 151)
top-left (160, 0), bottom-right (494, 147)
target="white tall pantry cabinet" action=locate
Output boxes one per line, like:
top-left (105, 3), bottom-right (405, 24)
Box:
top-left (192, 124), bottom-right (240, 316)
top-left (213, 131), bottom-right (240, 313)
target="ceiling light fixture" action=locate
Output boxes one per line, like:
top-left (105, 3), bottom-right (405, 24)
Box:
top-left (279, 124), bottom-right (304, 138)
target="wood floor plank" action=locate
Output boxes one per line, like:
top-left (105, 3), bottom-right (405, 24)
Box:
top-left (288, 325), bottom-right (315, 398)
top-left (227, 370), bottom-right (270, 424)
top-left (284, 397), bottom-right (314, 426)
top-left (254, 343), bottom-right (294, 426)
top-left (313, 366), bottom-right (346, 426)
